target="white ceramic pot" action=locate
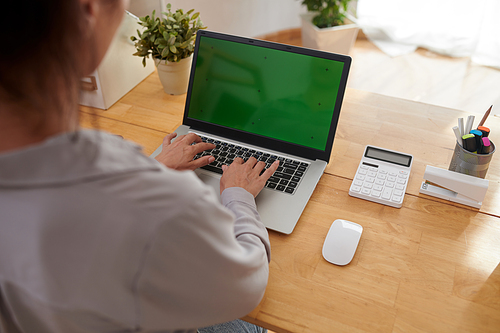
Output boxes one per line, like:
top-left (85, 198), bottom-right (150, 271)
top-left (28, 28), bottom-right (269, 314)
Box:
top-left (300, 13), bottom-right (359, 55)
top-left (154, 55), bottom-right (193, 95)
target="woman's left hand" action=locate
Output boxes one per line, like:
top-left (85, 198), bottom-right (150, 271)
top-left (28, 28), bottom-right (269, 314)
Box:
top-left (154, 133), bottom-right (215, 171)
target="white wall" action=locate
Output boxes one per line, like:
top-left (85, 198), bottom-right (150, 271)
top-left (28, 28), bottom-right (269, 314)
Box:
top-left (128, 0), bottom-right (306, 37)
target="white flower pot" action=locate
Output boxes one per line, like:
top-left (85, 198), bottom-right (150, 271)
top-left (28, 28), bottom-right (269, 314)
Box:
top-left (154, 55), bottom-right (193, 95)
top-left (301, 13), bottom-right (359, 55)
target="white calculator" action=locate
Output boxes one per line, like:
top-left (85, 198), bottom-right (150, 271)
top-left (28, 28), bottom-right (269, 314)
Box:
top-left (349, 145), bottom-right (413, 208)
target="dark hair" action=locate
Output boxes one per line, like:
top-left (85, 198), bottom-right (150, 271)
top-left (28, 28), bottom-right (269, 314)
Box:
top-left (0, 0), bottom-right (86, 131)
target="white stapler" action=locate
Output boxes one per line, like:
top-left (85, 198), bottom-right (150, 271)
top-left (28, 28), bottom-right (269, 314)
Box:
top-left (419, 165), bottom-right (489, 209)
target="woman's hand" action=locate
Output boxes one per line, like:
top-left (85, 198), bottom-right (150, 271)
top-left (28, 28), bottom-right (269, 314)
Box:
top-left (154, 133), bottom-right (215, 171)
top-left (220, 157), bottom-right (280, 197)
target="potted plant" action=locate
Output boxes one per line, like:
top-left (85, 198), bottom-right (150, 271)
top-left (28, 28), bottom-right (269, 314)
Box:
top-left (130, 3), bottom-right (206, 95)
top-left (300, 0), bottom-right (359, 55)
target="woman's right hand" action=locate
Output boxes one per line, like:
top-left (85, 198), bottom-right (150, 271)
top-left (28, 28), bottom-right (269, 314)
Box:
top-left (219, 157), bottom-right (280, 197)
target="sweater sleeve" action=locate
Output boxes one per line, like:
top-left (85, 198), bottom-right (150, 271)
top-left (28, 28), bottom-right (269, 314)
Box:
top-left (135, 177), bottom-right (270, 331)
top-left (221, 187), bottom-right (271, 263)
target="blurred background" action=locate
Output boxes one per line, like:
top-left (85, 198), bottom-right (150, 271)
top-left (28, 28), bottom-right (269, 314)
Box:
top-left (127, 0), bottom-right (500, 116)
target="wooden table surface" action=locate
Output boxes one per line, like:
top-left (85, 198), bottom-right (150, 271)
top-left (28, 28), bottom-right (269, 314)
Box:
top-left (80, 71), bottom-right (500, 333)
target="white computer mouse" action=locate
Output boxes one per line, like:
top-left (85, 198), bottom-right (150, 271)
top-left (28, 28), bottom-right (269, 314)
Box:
top-left (322, 219), bottom-right (363, 266)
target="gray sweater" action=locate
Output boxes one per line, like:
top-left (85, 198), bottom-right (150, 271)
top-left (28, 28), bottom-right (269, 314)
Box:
top-left (0, 130), bottom-right (270, 333)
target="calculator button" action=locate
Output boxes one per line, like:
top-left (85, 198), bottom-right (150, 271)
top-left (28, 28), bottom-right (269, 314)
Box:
top-left (399, 170), bottom-right (408, 175)
top-left (367, 171), bottom-right (377, 177)
top-left (391, 195), bottom-right (402, 202)
top-left (363, 183), bottom-right (373, 189)
top-left (358, 169), bottom-right (367, 175)
top-left (387, 176), bottom-right (396, 182)
top-left (394, 189), bottom-right (403, 196)
top-left (386, 182), bottom-right (395, 188)
top-left (377, 174), bottom-right (387, 180)
top-left (360, 165), bottom-right (369, 170)
top-left (369, 167), bottom-right (378, 172)
top-left (351, 185), bottom-right (361, 192)
top-left (379, 170), bottom-right (388, 174)
top-left (396, 178), bottom-right (406, 185)
top-left (354, 180), bottom-right (363, 186)
top-left (361, 188), bottom-right (371, 195)
top-left (356, 174), bottom-right (366, 181)
top-left (398, 174), bottom-right (408, 179)
top-left (382, 188), bottom-right (392, 199)
top-left (365, 177), bottom-right (375, 183)
top-left (389, 172), bottom-right (397, 177)
top-left (375, 179), bottom-right (385, 186)
top-left (371, 190), bottom-right (381, 197)
top-left (373, 185), bottom-right (383, 192)
top-left (395, 184), bottom-right (405, 190)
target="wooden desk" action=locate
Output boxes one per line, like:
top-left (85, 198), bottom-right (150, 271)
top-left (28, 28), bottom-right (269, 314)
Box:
top-left (80, 72), bottom-right (500, 333)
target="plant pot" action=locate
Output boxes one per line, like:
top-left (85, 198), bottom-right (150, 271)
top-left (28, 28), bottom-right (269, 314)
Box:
top-left (154, 55), bottom-right (193, 95)
top-left (300, 13), bottom-right (359, 55)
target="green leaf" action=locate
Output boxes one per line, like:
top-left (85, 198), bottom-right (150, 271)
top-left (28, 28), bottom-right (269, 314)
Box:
top-left (191, 12), bottom-right (199, 20)
top-left (161, 47), bottom-right (169, 57)
top-left (142, 57), bottom-right (146, 67)
top-left (169, 45), bottom-right (177, 53)
top-left (167, 3), bottom-right (171, 10)
top-left (168, 36), bottom-right (176, 45)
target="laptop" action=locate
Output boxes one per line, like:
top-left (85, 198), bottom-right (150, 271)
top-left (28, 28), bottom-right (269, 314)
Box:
top-left (151, 30), bottom-right (351, 234)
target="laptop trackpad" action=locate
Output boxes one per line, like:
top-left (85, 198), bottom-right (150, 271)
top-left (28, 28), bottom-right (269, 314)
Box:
top-left (196, 171), bottom-right (221, 195)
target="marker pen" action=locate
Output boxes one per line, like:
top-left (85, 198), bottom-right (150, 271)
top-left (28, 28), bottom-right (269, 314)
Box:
top-left (480, 137), bottom-right (491, 154)
top-left (470, 129), bottom-right (483, 148)
top-left (461, 134), bottom-right (477, 153)
top-left (477, 126), bottom-right (490, 137)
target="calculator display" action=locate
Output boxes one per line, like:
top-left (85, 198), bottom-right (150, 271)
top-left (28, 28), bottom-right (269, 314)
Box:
top-left (365, 147), bottom-right (412, 167)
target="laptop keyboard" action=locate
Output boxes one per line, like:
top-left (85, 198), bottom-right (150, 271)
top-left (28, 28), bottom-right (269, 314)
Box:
top-left (193, 135), bottom-right (309, 195)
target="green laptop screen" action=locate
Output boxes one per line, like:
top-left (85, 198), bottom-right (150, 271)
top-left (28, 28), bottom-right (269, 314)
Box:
top-left (186, 36), bottom-right (344, 151)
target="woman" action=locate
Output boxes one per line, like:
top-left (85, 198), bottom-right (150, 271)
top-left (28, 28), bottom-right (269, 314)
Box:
top-left (0, 0), bottom-right (278, 332)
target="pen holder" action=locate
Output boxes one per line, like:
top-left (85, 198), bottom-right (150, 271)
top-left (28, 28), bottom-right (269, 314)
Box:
top-left (448, 141), bottom-right (495, 178)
